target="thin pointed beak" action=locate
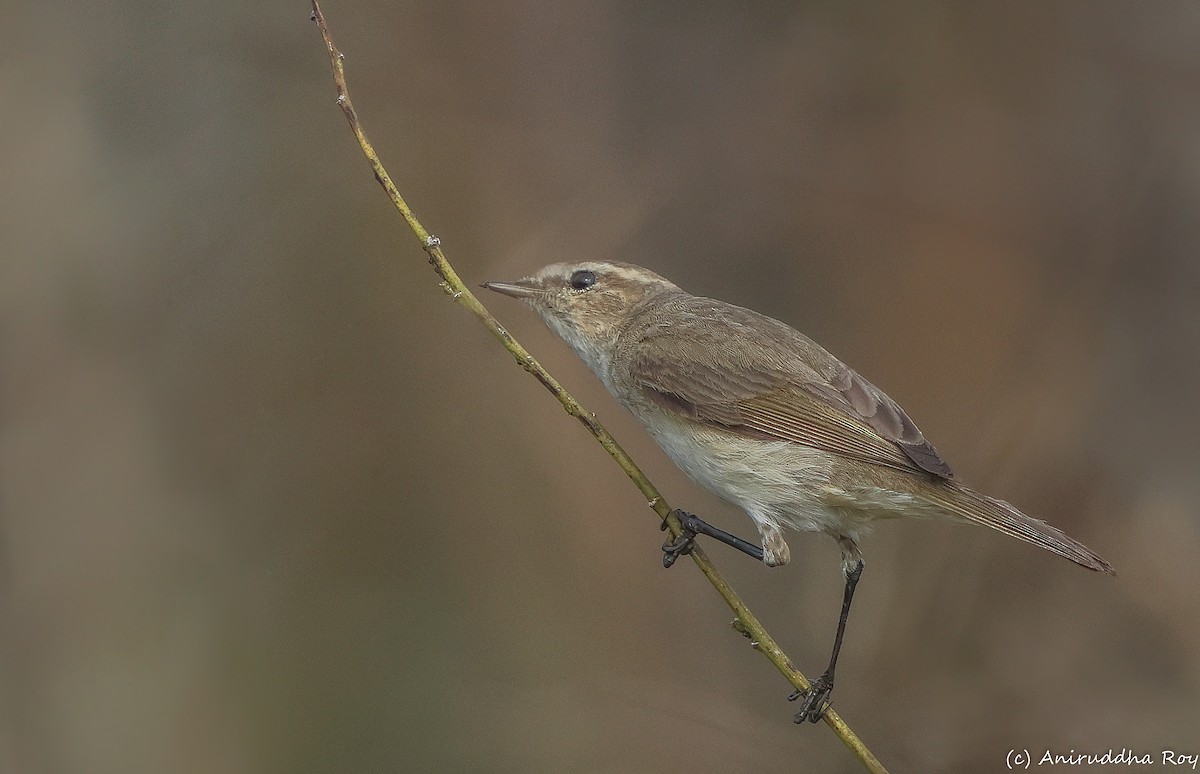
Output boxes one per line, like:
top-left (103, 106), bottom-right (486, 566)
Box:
top-left (481, 280), bottom-right (540, 299)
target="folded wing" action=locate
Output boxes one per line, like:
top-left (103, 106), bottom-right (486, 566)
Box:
top-left (629, 297), bottom-right (953, 479)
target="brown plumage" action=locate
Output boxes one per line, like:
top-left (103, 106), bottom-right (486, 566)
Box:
top-left (629, 295), bottom-right (954, 479)
top-left (485, 260), bottom-right (1113, 723)
top-left (623, 293), bottom-right (1111, 574)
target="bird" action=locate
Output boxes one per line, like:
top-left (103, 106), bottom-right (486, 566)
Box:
top-left (483, 261), bottom-right (1113, 723)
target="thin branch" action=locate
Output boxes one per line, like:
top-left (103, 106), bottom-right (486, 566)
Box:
top-left (308, 4), bottom-right (887, 771)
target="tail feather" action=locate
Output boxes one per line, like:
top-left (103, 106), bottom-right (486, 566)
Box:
top-left (926, 483), bottom-right (1115, 575)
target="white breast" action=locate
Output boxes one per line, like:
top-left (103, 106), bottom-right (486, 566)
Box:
top-left (631, 405), bottom-right (856, 536)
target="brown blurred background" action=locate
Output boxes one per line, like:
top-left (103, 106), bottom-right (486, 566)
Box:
top-left (3, 2), bottom-right (1198, 772)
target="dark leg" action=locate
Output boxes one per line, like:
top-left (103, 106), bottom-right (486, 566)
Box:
top-left (660, 509), bottom-right (765, 568)
top-left (789, 555), bottom-right (864, 723)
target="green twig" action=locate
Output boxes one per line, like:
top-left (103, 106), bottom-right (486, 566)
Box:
top-left (308, 4), bottom-right (887, 771)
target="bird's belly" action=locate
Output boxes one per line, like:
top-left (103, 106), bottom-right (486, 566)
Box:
top-left (642, 413), bottom-right (850, 533)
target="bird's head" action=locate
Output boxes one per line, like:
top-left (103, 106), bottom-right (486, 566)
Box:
top-left (483, 261), bottom-right (681, 373)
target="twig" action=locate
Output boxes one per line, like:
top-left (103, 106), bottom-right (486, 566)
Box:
top-left (308, 4), bottom-right (887, 771)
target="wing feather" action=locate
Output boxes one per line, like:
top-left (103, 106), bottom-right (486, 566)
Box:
top-left (628, 296), bottom-right (953, 479)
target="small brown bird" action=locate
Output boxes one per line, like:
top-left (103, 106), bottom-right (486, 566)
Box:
top-left (484, 261), bottom-right (1113, 723)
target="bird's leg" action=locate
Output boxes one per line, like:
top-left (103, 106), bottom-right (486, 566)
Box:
top-left (789, 539), bottom-right (864, 723)
top-left (660, 509), bottom-right (765, 568)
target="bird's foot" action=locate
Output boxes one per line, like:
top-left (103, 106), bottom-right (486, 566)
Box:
top-left (788, 671), bottom-right (834, 723)
top-left (661, 509), bottom-right (698, 568)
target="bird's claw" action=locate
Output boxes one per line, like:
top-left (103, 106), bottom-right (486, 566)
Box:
top-left (788, 672), bottom-right (834, 723)
top-left (661, 528), bottom-right (697, 568)
top-left (661, 510), bottom-right (700, 567)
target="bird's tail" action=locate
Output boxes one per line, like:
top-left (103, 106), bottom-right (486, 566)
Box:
top-left (923, 483), bottom-right (1115, 574)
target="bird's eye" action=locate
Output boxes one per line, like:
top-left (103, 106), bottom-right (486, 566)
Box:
top-left (569, 269), bottom-right (597, 290)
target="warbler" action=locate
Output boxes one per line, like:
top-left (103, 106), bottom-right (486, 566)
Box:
top-left (484, 261), bottom-right (1113, 722)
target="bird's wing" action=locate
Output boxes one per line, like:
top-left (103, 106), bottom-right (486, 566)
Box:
top-left (628, 297), bottom-right (953, 479)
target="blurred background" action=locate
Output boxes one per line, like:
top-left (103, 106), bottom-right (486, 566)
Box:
top-left (3, 1), bottom-right (1198, 772)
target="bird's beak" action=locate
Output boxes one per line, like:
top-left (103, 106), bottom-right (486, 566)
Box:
top-left (481, 279), bottom-right (540, 299)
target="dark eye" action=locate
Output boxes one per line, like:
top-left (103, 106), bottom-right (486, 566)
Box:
top-left (569, 269), bottom-right (597, 290)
